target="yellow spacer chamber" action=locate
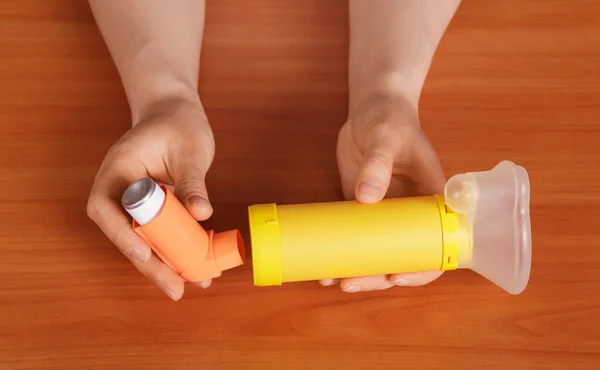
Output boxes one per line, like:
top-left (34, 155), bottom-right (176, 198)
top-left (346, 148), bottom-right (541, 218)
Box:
top-left (248, 195), bottom-right (472, 286)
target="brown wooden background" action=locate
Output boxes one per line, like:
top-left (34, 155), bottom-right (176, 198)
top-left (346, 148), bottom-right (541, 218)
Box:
top-left (1, 0), bottom-right (599, 369)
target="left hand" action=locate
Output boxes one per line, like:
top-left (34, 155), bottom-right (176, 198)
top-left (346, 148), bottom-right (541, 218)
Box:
top-left (321, 92), bottom-right (447, 293)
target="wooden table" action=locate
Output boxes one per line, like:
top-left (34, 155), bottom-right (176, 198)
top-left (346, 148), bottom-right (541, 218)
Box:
top-left (1, 1), bottom-right (599, 369)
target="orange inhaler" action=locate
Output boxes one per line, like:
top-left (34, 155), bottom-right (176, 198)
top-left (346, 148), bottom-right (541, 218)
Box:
top-left (121, 178), bottom-right (245, 282)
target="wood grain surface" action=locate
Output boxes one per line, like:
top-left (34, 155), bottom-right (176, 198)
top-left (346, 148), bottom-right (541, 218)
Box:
top-left (1, 0), bottom-right (599, 369)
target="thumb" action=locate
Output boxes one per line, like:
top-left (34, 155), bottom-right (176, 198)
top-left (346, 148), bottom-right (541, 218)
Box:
top-left (355, 139), bottom-right (396, 204)
top-left (173, 165), bottom-right (213, 221)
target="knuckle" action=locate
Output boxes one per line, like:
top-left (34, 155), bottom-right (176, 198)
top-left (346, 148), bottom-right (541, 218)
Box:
top-left (105, 139), bottom-right (126, 158)
top-left (108, 226), bottom-right (130, 254)
top-left (106, 144), bottom-right (132, 164)
top-left (139, 262), bottom-right (169, 286)
top-left (368, 148), bottom-right (393, 169)
top-left (86, 196), bottom-right (99, 221)
top-left (151, 269), bottom-right (167, 285)
top-left (105, 133), bottom-right (142, 162)
top-left (178, 176), bottom-right (206, 195)
top-left (136, 263), bottom-right (152, 279)
top-left (131, 259), bottom-right (152, 279)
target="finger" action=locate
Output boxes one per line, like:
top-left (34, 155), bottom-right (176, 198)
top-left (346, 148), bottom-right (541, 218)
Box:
top-left (339, 275), bottom-right (395, 293)
top-left (87, 192), bottom-right (185, 300)
top-left (193, 279), bottom-right (212, 289)
top-left (389, 271), bottom-right (444, 287)
top-left (172, 164), bottom-right (213, 221)
top-left (87, 194), bottom-right (152, 263)
top-left (354, 136), bottom-right (398, 204)
top-left (319, 278), bottom-right (340, 287)
top-left (129, 253), bottom-right (185, 301)
top-left (412, 132), bottom-right (446, 194)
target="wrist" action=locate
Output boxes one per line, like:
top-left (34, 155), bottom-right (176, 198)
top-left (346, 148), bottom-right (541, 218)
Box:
top-left (349, 71), bottom-right (423, 115)
top-left (349, 71), bottom-right (421, 118)
top-left (133, 88), bottom-right (205, 128)
top-left (116, 48), bottom-right (202, 125)
top-left (130, 77), bottom-right (202, 126)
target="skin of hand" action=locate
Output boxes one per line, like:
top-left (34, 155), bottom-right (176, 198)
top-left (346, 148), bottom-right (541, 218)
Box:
top-left (87, 97), bottom-right (216, 301)
top-left (87, 0), bottom-right (210, 300)
top-left (321, 92), bottom-right (446, 292)
top-left (87, 0), bottom-right (461, 298)
top-left (319, 0), bottom-right (462, 292)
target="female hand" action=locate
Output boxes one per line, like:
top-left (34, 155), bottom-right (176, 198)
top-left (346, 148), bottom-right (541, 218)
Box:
top-left (86, 97), bottom-right (215, 301)
top-left (323, 92), bottom-right (447, 293)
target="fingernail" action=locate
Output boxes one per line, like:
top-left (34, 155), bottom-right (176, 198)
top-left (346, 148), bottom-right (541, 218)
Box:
top-left (130, 245), bottom-right (151, 262)
top-left (161, 285), bottom-right (179, 301)
top-left (392, 278), bottom-right (411, 286)
top-left (343, 285), bottom-right (363, 293)
top-left (321, 279), bottom-right (334, 286)
top-left (189, 195), bottom-right (207, 206)
top-left (195, 280), bottom-right (211, 289)
top-left (358, 182), bottom-right (383, 203)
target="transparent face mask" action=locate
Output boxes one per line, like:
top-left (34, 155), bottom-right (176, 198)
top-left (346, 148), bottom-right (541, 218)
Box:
top-left (444, 160), bottom-right (532, 295)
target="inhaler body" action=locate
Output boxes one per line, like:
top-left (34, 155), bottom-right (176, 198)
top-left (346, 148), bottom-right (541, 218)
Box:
top-left (250, 195), bottom-right (469, 284)
top-left (249, 160), bottom-right (532, 295)
top-left (122, 179), bottom-right (246, 283)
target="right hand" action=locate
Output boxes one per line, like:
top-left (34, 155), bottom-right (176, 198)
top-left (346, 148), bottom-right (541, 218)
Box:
top-left (86, 97), bottom-right (216, 301)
